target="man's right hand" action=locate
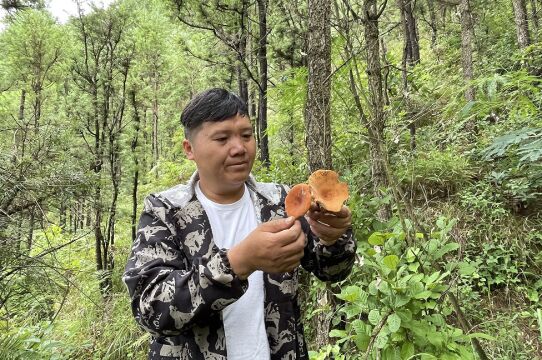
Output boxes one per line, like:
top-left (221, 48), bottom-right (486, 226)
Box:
top-left (227, 217), bottom-right (306, 280)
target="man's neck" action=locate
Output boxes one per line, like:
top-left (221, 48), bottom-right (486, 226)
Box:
top-left (198, 180), bottom-right (245, 204)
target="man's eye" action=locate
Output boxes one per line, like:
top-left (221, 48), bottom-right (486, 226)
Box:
top-left (215, 137), bottom-right (227, 142)
top-left (243, 133), bottom-right (253, 139)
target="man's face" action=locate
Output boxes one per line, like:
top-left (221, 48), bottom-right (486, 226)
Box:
top-left (183, 114), bottom-right (256, 197)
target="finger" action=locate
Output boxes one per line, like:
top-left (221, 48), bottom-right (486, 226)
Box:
top-left (308, 205), bottom-right (351, 220)
top-left (259, 216), bottom-right (296, 233)
top-left (308, 218), bottom-right (345, 241)
top-left (279, 256), bottom-right (302, 272)
top-left (279, 228), bottom-right (305, 253)
top-left (308, 214), bottom-right (351, 229)
top-left (271, 220), bottom-right (303, 246)
top-left (306, 211), bottom-right (351, 230)
top-left (333, 206), bottom-right (351, 218)
top-left (283, 260), bottom-right (301, 273)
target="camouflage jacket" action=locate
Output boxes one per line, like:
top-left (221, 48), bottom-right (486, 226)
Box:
top-left (123, 172), bottom-right (356, 360)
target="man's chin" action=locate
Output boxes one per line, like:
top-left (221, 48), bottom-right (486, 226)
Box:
top-left (226, 171), bottom-right (250, 185)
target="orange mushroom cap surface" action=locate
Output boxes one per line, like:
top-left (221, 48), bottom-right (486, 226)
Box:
top-left (308, 170), bottom-right (349, 212)
top-left (285, 183), bottom-right (312, 218)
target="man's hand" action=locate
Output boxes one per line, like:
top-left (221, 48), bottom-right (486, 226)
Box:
top-left (227, 217), bottom-right (306, 280)
top-left (305, 204), bottom-right (352, 246)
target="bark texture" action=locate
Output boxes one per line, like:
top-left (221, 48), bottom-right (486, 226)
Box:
top-left (305, 0), bottom-right (333, 172)
top-left (364, 0), bottom-right (392, 221)
top-left (459, 0), bottom-right (475, 102)
top-left (512, 0), bottom-right (531, 49)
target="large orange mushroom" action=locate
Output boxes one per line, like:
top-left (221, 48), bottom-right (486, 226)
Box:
top-left (284, 170), bottom-right (349, 218)
top-left (308, 169), bottom-right (349, 213)
top-left (285, 183), bottom-right (312, 218)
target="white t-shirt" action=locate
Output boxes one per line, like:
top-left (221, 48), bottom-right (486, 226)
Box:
top-left (195, 182), bottom-right (271, 360)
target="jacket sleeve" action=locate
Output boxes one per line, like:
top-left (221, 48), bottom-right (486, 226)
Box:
top-left (278, 185), bottom-right (356, 282)
top-left (300, 221), bottom-right (356, 282)
top-left (122, 195), bottom-right (248, 337)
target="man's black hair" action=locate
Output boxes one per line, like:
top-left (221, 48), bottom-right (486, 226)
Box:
top-left (181, 88), bottom-right (248, 138)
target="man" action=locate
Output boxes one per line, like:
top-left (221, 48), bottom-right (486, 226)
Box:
top-left (123, 88), bottom-right (356, 359)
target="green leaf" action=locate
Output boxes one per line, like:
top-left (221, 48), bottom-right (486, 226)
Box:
top-left (382, 347), bottom-right (400, 360)
top-left (459, 101), bottom-right (475, 118)
top-left (425, 271), bottom-right (441, 286)
top-left (401, 342), bottom-right (415, 359)
top-left (352, 319), bottom-right (367, 335)
top-left (368, 232), bottom-right (385, 246)
top-left (396, 308), bottom-right (413, 322)
top-left (387, 313), bottom-right (401, 333)
top-left (457, 261), bottom-right (477, 276)
top-left (427, 332), bottom-right (444, 347)
top-left (329, 329), bottom-right (347, 338)
top-left (354, 333), bottom-right (370, 351)
top-left (342, 304), bottom-right (363, 319)
top-left (432, 243), bottom-right (460, 260)
top-left (368, 280), bottom-right (379, 295)
top-left (336, 285), bottom-right (362, 302)
top-left (394, 294), bottom-right (411, 308)
top-left (368, 309), bottom-right (381, 325)
top-left (406, 248), bottom-right (417, 262)
top-left (413, 290), bottom-right (433, 300)
top-left (383, 255), bottom-right (400, 270)
top-left (375, 332), bottom-right (388, 349)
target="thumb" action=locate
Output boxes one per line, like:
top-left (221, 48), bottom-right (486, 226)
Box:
top-left (259, 216), bottom-right (295, 233)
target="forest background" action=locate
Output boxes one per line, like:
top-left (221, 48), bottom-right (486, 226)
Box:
top-left (0, 0), bottom-right (541, 359)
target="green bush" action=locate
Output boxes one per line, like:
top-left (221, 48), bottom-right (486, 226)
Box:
top-left (395, 149), bottom-right (474, 199)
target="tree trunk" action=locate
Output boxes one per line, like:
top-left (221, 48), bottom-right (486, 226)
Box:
top-left (512, 0), bottom-right (531, 49)
top-left (80, 201), bottom-right (85, 229)
top-left (238, 0), bottom-right (249, 105)
top-left (427, 0), bottom-right (438, 47)
top-left (69, 202), bottom-right (73, 233)
top-left (27, 206), bottom-right (35, 251)
top-left (86, 203), bottom-right (92, 227)
top-left (305, 0), bottom-right (333, 172)
top-left (459, 0), bottom-right (475, 102)
top-left (152, 72), bottom-right (159, 174)
top-left (257, 0), bottom-right (270, 167)
top-left (365, 0), bottom-right (392, 221)
top-left (398, 0), bottom-right (420, 152)
top-left (380, 38), bottom-right (391, 106)
top-left (397, 0), bottom-right (420, 66)
top-left (60, 198), bottom-right (66, 229)
top-left (307, 0), bottom-right (334, 349)
top-left (530, 0), bottom-right (539, 34)
top-left (130, 90), bottom-right (141, 243)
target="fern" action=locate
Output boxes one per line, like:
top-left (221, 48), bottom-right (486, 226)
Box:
top-left (482, 127), bottom-right (542, 162)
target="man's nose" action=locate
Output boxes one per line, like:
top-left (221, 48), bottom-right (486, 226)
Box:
top-left (229, 136), bottom-right (247, 156)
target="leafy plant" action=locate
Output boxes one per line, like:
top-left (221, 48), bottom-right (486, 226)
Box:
top-left (481, 127), bottom-right (542, 209)
top-left (395, 149), bottom-right (474, 199)
top-left (311, 217), bottom-right (488, 359)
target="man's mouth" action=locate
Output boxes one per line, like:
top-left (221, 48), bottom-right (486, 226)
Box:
top-left (228, 161), bottom-right (249, 168)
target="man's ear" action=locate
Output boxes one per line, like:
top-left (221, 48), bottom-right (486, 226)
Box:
top-left (183, 139), bottom-right (195, 160)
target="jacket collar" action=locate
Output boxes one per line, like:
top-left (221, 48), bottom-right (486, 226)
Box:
top-left (157, 171), bottom-right (281, 209)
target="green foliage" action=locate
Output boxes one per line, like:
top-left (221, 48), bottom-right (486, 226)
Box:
top-left (1, 0), bottom-right (542, 359)
top-left (395, 149), bottom-right (474, 198)
top-left (311, 212), bottom-right (480, 359)
top-left (0, 322), bottom-right (72, 360)
top-left (481, 127), bottom-right (542, 207)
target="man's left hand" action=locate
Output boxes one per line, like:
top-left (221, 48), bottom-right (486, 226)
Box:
top-left (305, 204), bottom-right (352, 246)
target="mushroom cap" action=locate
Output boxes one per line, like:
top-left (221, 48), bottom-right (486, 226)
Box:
top-left (285, 183), bottom-right (312, 218)
top-left (308, 170), bottom-right (349, 212)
